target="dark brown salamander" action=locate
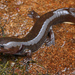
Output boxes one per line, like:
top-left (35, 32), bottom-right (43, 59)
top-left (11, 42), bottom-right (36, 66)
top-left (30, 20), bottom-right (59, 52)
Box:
top-left (0, 8), bottom-right (75, 55)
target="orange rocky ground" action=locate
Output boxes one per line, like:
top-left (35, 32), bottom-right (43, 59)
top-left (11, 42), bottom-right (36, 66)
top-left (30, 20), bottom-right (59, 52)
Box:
top-left (0, 0), bottom-right (75, 75)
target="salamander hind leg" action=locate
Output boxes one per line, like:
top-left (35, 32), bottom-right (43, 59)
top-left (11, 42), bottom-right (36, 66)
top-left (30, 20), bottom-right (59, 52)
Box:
top-left (45, 26), bottom-right (55, 46)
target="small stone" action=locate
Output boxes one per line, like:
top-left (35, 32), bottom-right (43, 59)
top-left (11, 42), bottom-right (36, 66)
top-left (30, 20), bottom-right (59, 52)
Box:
top-left (11, 62), bottom-right (15, 67)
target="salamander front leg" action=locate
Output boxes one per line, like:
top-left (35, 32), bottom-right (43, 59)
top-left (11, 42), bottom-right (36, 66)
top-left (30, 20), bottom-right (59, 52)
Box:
top-left (28, 10), bottom-right (40, 22)
top-left (14, 49), bottom-right (32, 72)
top-left (14, 48), bottom-right (32, 57)
top-left (45, 26), bottom-right (55, 46)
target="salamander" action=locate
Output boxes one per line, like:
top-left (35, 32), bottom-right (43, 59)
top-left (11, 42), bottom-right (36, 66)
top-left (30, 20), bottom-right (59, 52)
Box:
top-left (0, 8), bottom-right (75, 56)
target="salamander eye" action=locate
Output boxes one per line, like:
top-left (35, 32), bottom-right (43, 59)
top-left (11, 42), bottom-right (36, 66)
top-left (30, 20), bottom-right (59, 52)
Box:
top-left (0, 45), bottom-right (4, 48)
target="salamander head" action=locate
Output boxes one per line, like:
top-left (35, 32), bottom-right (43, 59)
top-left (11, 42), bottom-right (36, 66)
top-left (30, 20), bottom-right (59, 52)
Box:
top-left (0, 38), bottom-right (22, 54)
